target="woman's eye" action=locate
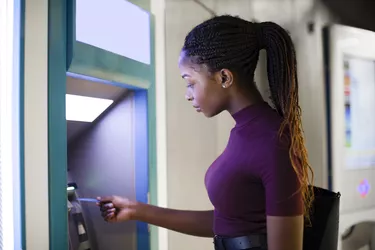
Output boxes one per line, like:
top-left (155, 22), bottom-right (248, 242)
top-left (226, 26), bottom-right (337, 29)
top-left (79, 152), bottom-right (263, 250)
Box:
top-left (187, 83), bottom-right (193, 88)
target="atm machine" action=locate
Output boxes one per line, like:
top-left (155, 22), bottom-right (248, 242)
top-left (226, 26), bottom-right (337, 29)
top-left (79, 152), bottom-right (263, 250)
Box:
top-left (324, 25), bottom-right (375, 250)
top-left (46, 0), bottom-right (157, 249)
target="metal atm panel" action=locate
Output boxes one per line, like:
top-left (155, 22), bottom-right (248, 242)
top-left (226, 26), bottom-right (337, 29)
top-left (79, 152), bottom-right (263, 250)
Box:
top-left (67, 91), bottom-right (137, 250)
top-left (324, 24), bottom-right (375, 249)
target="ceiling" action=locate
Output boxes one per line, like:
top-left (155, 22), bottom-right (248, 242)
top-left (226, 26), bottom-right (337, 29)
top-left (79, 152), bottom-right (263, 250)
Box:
top-left (66, 75), bottom-right (129, 143)
top-left (165, 0), bottom-right (375, 33)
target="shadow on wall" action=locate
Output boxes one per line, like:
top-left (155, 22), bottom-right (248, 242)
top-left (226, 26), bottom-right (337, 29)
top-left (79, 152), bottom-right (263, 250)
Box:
top-left (67, 93), bottom-right (137, 250)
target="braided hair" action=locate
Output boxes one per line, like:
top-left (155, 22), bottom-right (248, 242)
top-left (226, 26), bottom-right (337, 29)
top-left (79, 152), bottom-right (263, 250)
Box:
top-left (182, 15), bottom-right (314, 222)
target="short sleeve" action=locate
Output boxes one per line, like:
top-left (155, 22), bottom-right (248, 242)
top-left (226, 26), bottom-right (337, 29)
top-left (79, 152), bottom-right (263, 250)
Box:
top-left (262, 136), bottom-right (303, 216)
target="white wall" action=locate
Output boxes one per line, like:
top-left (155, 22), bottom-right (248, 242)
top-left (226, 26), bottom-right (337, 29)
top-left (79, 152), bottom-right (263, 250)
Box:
top-left (161, 0), bottom-right (336, 249)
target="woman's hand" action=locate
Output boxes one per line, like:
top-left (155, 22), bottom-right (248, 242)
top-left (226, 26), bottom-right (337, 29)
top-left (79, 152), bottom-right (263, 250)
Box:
top-left (97, 196), bottom-right (138, 223)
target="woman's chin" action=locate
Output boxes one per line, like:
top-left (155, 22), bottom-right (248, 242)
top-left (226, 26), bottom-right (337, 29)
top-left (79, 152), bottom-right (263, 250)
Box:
top-left (201, 110), bottom-right (217, 118)
top-left (194, 107), bottom-right (221, 118)
top-left (204, 108), bottom-right (225, 118)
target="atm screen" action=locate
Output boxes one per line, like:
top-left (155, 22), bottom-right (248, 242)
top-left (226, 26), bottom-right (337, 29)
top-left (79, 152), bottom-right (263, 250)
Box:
top-left (343, 55), bottom-right (375, 170)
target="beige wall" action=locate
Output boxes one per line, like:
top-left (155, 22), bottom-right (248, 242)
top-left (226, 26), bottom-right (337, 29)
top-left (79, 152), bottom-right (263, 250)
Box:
top-left (24, 0), bottom-right (49, 249)
top-left (165, 2), bottom-right (216, 249)
top-left (162, 0), bottom-right (336, 249)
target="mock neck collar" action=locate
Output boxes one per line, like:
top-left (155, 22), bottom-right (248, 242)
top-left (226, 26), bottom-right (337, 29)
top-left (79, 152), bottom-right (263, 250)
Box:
top-left (232, 102), bottom-right (270, 127)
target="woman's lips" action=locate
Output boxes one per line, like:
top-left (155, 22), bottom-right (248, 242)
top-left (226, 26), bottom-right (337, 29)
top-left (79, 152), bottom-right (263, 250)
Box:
top-left (193, 106), bottom-right (201, 112)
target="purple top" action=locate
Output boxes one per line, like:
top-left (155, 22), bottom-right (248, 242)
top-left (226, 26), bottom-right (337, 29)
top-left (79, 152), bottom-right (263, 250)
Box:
top-left (205, 102), bottom-right (303, 237)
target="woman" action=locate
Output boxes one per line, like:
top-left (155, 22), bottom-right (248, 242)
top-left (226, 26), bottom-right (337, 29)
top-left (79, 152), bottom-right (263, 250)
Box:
top-left (98, 15), bottom-right (314, 250)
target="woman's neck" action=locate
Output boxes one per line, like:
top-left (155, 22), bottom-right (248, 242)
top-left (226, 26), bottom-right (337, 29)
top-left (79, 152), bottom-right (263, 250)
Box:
top-left (226, 87), bottom-right (264, 115)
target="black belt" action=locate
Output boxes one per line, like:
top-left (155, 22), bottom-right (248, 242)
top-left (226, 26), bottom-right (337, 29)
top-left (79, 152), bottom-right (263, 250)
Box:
top-left (214, 234), bottom-right (267, 250)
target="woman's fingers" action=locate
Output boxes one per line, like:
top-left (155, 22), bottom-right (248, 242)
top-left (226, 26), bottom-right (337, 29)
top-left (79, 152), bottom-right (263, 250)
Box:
top-left (99, 203), bottom-right (114, 211)
top-left (101, 207), bottom-right (115, 216)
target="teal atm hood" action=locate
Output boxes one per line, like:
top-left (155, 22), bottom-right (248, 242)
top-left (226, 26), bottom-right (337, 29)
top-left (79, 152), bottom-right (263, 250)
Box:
top-left (48, 0), bottom-right (157, 249)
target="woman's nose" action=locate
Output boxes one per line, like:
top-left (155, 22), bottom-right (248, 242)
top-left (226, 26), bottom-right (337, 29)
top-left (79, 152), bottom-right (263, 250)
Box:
top-left (185, 94), bottom-right (193, 101)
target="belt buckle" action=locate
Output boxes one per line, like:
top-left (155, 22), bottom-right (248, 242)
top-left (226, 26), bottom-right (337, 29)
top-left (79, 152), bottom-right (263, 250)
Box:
top-left (214, 235), bottom-right (226, 250)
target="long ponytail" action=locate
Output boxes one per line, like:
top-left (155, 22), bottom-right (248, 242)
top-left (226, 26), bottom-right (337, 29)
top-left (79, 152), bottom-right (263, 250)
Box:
top-left (259, 22), bottom-right (314, 222)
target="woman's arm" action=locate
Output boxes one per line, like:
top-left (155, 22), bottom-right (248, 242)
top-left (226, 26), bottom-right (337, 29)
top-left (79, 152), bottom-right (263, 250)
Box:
top-left (262, 136), bottom-right (305, 250)
top-left (98, 196), bottom-right (214, 238)
top-left (135, 203), bottom-right (214, 237)
top-left (267, 215), bottom-right (303, 250)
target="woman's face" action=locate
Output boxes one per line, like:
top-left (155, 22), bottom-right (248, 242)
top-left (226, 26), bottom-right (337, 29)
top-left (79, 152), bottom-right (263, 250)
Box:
top-left (178, 52), bottom-right (230, 117)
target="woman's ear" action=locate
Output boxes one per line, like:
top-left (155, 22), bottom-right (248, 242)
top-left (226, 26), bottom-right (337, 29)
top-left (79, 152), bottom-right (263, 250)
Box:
top-left (219, 69), bottom-right (234, 88)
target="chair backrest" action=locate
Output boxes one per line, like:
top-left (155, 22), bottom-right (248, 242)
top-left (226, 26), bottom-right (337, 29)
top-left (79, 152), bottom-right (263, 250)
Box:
top-left (303, 186), bottom-right (341, 250)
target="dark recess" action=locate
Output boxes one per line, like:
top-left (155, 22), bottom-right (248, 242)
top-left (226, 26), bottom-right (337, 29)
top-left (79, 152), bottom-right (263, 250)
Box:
top-left (321, 0), bottom-right (375, 32)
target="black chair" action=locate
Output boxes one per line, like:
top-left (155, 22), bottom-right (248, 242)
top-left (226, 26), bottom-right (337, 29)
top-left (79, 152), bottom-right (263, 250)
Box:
top-left (303, 186), bottom-right (341, 250)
